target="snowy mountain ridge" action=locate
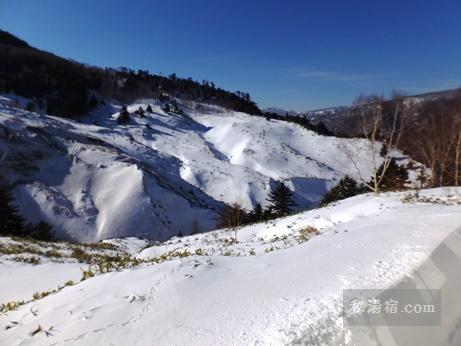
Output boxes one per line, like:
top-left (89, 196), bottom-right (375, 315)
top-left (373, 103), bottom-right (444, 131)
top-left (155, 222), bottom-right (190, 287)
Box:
top-left (0, 95), bottom-right (404, 242)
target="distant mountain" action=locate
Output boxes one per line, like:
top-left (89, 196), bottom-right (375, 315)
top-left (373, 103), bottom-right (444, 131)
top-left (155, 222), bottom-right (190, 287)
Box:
top-left (263, 107), bottom-right (299, 117)
top-left (301, 88), bottom-right (460, 135)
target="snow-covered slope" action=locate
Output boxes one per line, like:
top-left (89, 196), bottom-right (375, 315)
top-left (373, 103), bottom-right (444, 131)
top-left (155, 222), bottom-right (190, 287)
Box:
top-left (0, 97), bottom-right (399, 241)
top-left (1, 188), bottom-right (460, 345)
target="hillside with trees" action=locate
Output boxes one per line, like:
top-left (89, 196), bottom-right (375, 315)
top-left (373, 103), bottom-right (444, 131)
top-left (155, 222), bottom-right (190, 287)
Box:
top-left (0, 30), bottom-right (261, 118)
top-left (306, 91), bottom-right (461, 188)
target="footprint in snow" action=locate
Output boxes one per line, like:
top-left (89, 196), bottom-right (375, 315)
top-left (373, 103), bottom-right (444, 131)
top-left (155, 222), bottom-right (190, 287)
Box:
top-left (125, 294), bottom-right (146, 303)
top-left (5, 321), bottom-right (19, 330)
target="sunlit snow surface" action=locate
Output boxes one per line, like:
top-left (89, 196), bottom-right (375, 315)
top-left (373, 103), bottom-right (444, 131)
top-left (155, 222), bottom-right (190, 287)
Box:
top-left (0, 97), bottom-right (403, 241)
top-left (0, 188), bottom-right (460, 345)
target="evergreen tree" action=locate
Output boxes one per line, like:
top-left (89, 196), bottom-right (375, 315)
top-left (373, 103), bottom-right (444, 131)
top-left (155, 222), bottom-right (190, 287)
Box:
top-left (161, 103), bottom-right (171, 113)
top-left (262, 208), bottom-right (274, 220)
top-left (29, 221), bottom-right (54, 241)
top-left (0, 179), bottom-right (27, 236)
top-left (135, 106), bottom-right (145, 117)
top-left (117, 105), bottom-right (130, 124)
top-left (146, 104), bottom-right (153, 113)
top-left (315, 121), bottom-right (333, 136)
top-left (375, 158), bottom-right (409, 191)
top-left (266, 182), bottom-right (296, 217)
top-left (321, 176), bottom-right (366, 206)
top-left (88, 95), bottom-right (98, 109)
top-left (0, 178), bottom-right (55, 240)
top-left (119, 105), bottom-right (129, 115)
top-left (248, 203), bottom-right (263, 223)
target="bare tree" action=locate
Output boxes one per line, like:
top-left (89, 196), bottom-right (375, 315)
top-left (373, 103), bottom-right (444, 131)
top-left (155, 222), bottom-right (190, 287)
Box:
top-left (455, 128), bottom-right (461, 186)
top-left (409, 96), bottom-right (461, 187)
top-left (346, 93), bottom-right (409, 194)
top-left (217, 202), bottom-right (246, 242)
top-left (450, 93), bottom-right (461, 186)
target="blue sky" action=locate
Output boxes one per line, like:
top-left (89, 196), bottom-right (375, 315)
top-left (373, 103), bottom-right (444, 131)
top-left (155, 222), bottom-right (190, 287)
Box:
top-left (1, 0), bottom-right (460, 111)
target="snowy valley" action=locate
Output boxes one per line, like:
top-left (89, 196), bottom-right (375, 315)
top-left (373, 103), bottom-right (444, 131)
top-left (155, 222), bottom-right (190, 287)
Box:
top-left (0, 95), bottom-right (392, 242)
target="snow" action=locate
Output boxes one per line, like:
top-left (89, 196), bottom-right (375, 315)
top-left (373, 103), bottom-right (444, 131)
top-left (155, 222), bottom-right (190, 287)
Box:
top-left (1, 188), bottom-right (460, 345)
top-left (102, 237), bottom-right (152, 255)
top-left (0, 95), bottom-right (409, 242)
top-left (347, 225), bottom-right (461, 345)
top-left (0, 261), bottom-right (82, 303)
